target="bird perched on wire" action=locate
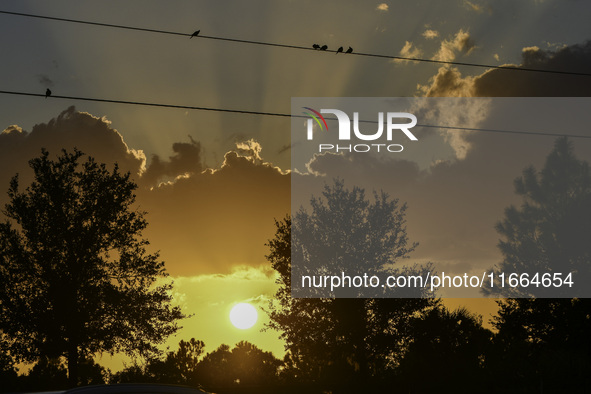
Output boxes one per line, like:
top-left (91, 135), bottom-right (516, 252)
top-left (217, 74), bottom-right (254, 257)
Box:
top-left (336, 46), bottom-right (343, 54)
top-left (346, 47), bottom-right (353, 54)
top-left (45, 88), bottom-right (51, 98)
top-left (320, 45), bottom-right (328, 51)
top-left (190, 30), bottom-right (200, 38)
top-left (312, 44), bottom-right (320, 50)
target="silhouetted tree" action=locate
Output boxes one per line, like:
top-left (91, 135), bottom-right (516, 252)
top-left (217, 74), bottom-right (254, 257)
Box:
top-left (487, 138), bottom-right (591, 392)
top-left (266, 180), bottom-right (436, 393)
top-left (396, 306), bottom-right (492, 393)
top-left (110, 363), bottom-right (151, 384)
top-left (0, 149), bottom-right (185, 387)
top-left (491, 298), bottom-right (591, 393)
top-left (0, 339), bottom-right (19, 392)
top-left (23, 356), bottom-right (109, 388)
top-left (77, 357), bottom-right (110, 385)
top-left (23, 357), bottom-right (69, 391)
top-left (167, 338), bottom-right (205, 385)
top-left (195, 344), bottom-right (232, 389)
top-left (149, 338), bottom-right (205, 385)
top-left (196, 342), bottom-right (282, 392)
top-left (228, 340), bottom-right (281, 387)
top-left (111, 338), bottom-right (205, 385)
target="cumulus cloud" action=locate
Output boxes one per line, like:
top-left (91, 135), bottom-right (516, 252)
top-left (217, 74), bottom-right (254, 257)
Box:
top-left (235, 139), bottom-right (263, 162)
top-left (544, 41), bottom-right (567, 51)
top-left (422, 29), bottom-right (439, 40)
top-left (142, 137), bottom-right (203, 187)
top-left (393, 41), bottom-right (423, 64)
top-left (0, 106), bottom-right (146, 200)
top-left (418, 67), bottom-right (476, 97)
top-left (414, 41), bottom-right (591, 162)
top-left (0, 107), bottom-right (290, 277)
top-left (410, 97), bottom-right (492, 159)
top-left (432, 29), bottom-right (476, 62)
top-left (376, 3), bottom-right (389, 11)
top-left (419, 41), bottom-right (591, 97)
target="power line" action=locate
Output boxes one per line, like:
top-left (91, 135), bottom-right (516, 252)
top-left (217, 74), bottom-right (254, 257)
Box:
top-left (1, 10), bottom-right (590, 77)
top-left (1, 89), bottom-right (590, 140)
top-left (0, 90), bottom-right (292, 118)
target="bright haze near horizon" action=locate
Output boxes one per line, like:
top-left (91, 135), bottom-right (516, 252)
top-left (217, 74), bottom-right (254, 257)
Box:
top-left (1, 0), bottom-right (591, 371)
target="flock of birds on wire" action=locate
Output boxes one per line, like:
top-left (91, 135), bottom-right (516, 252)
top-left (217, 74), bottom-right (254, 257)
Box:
top-left (313, 44), bottom-right (353, 54)
top-left (43, 30), bottom-right (352, 98)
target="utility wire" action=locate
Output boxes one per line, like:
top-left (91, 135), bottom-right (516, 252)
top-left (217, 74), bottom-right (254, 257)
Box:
top-left (0, 90), bottom-right (292, 118)
top-left (1, 10), bottom-right (590, 77)
top-left (2, 90), bottom-right (590, 140)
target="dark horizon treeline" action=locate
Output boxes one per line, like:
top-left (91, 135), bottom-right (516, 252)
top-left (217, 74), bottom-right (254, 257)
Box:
top-left (1, 298), bottom-right (590, 393)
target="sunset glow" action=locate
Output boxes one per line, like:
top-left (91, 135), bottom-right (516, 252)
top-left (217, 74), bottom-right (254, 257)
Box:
top-left (0, 1), bottom-right (590, 391)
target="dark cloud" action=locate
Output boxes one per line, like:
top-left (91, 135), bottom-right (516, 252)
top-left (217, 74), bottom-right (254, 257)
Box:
top-left (0, 106), bottom-right (145, 203)
top-left (142, 136), bottom-right (203, 187)
top-left (0, 108), bottom-right (290, 276)
top-left (398, 43), bottom-right (591, 270)
top-left (420, 41), bottom-right (591, 97)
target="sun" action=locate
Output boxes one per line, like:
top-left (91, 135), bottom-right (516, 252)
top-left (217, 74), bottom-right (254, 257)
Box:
top-left (229, 303), bottom-right (258, 329)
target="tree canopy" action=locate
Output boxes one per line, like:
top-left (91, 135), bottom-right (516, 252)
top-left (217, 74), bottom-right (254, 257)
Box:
top-left (290, 179), bottom-right (429, 298)
top-left (0, 149), bottom-right (185, 386)
top-left (111, 339), bottom-right (282, 393)
top-left (266, 180), bottom-right (437, 392)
